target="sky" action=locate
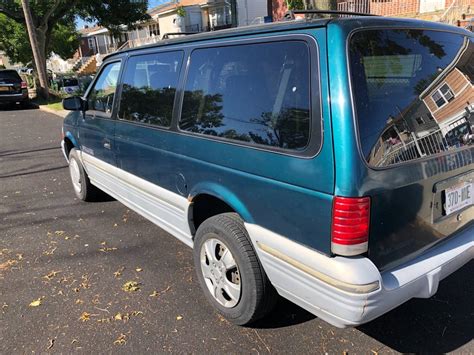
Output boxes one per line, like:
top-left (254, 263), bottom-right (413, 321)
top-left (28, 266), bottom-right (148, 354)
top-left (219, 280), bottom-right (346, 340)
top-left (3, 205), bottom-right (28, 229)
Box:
top-left (75, 0), bottom-right (170, 29)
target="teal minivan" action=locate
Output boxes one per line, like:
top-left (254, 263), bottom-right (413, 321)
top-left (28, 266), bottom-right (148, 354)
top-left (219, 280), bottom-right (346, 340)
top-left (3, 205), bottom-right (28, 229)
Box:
top-left (61, 13), bottom-right (473, 327)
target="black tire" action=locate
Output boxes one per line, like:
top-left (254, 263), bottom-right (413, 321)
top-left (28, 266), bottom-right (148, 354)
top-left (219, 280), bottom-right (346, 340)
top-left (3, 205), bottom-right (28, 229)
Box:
top-left (20, 99), bottom-right (30, 109)
top-left (68, 148), bottom-right (101, 201)
top-left (193, 213), bottom-right (277, 325)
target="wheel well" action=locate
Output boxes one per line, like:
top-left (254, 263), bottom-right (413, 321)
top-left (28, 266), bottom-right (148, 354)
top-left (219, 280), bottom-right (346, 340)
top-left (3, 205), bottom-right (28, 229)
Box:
top-left (64, 137), bottom-right (74, 157)
top-left (190, 194), bottom-right (235, 235)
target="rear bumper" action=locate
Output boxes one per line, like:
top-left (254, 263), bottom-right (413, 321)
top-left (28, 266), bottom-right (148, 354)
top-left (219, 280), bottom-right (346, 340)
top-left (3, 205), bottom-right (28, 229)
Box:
top-left (246, 223), bottom-right (473, 328)
top-left (0, 91), bottom-right (28, 102)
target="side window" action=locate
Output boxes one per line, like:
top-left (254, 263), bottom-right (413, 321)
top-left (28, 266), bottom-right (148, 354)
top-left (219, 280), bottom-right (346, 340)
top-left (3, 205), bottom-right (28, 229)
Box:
top-left (179, 41), bottom-right (312, 151)
top-left (87, 62), bottom-right (121, 117)
top-left (119, 51), bottom-right (183, 128)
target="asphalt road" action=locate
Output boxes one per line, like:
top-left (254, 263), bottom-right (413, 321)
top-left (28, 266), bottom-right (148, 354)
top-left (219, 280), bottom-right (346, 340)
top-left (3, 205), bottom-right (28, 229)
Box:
top-left (0, 105), bottom-right (472, 354)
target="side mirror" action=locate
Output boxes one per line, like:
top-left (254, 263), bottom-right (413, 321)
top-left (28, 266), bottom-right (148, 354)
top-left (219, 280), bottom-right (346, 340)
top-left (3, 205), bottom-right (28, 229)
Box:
top-left (63, 96), bottom-right (87, 111)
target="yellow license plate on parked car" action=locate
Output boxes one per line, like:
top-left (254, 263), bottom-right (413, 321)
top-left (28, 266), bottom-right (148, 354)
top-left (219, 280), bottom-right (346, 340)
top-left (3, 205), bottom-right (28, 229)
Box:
top-left (444, 182), bottom-right (474, 215)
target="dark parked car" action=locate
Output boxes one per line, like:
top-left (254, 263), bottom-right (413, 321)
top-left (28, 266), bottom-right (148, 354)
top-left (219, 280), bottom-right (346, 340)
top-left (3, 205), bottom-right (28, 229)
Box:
top-left (0, 69), bottom-right (29, 107)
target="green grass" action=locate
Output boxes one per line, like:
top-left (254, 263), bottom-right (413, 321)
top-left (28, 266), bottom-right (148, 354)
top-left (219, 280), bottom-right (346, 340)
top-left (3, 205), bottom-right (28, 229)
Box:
top-left (45, 101), bottom-right (64, 111)
top-left (32, 95), bottom-right (64, 111)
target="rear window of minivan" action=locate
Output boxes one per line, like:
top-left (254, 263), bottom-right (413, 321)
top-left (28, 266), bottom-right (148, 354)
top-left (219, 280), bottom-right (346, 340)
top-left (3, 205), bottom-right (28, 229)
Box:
top-left (179, 40), bottom-right (313, 152)
top-left (349, 29), bottom-right (473, 167)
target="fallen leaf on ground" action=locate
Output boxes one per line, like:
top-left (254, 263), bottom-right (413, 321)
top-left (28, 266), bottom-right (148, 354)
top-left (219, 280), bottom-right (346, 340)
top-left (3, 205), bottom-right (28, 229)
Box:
top-left (114, 334), bottom-right (127, 346)
top-left (149, 285), bottom-right (171, 298)
top-left (43, 247), bottom-right (57, 256)
top-left (54, 231), bottom-right (65, 236)
top-left (80, 275), bottom-right (91, 289)
top-left (135, 268), bottom-right (142, 272)
top-left (114, 313), bottom-right (123, 320)
top-left (122, 281), bottom-right (140, 292)
top-left (0, 260), bottom-right (18, 270)
top-left (47, 339), bottom-right (54, 350)
top-left (176, 315), bottom-right (183, 320)
top-left (79, 312), bottom-right (91, 322)
top-left (114, 267), bottom-right (125, 278)
top-left (29, 298), bottom-right (43, 307)
top-left (43, 270), bottom-right (60, 280)
top-left (99, 247), bottom-right (117, 253)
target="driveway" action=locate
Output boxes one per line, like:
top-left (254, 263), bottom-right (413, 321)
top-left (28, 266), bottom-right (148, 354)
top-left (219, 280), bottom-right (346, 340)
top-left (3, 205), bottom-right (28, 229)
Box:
top-left (0, 105), bottom-right (472, 353)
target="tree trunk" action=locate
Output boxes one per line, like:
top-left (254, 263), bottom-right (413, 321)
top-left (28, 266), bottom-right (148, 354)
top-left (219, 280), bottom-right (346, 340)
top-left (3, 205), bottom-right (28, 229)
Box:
top-left (21, 0), bottom-right (49, 99)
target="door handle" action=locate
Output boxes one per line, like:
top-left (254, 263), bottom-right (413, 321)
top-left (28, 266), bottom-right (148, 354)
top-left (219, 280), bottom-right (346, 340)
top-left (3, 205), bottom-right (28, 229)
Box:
top-left (103, 140), bottom-right (111, 150)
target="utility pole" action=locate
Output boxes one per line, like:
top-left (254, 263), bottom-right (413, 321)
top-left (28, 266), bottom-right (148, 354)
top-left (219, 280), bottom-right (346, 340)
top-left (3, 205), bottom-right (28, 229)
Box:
top-left (21, 0), bottom-right (49, 99)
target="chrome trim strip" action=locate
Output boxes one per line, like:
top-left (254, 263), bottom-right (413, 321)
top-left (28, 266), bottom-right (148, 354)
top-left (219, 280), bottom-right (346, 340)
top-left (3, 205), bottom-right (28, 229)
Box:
top-left (257, 241), bottom-right (380, 294)
top-left (331, 241), bottom-right (369, 257)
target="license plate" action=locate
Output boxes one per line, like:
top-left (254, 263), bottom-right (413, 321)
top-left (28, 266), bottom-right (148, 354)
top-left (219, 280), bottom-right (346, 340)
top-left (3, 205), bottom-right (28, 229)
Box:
top-left (444, 182), bottom-right (474, 215)
top-left (0, 86), bottom-right (9, 92)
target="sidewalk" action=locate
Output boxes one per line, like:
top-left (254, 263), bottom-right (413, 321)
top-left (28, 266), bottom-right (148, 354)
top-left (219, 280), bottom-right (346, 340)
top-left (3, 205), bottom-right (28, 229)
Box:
top-left (38, 104), bottom-right (69, 118)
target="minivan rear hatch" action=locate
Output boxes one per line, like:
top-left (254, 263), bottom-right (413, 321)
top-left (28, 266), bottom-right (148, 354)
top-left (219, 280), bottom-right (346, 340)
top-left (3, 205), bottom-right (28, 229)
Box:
top-left (348, 28), bottom-right (473, 270)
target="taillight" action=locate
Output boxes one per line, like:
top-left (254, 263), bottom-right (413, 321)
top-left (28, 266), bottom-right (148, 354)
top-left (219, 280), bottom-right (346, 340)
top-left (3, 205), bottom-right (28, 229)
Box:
top-left (331, 196), bottom-right (370, 256)
top-left (21, 81), bottom-right (27, 89)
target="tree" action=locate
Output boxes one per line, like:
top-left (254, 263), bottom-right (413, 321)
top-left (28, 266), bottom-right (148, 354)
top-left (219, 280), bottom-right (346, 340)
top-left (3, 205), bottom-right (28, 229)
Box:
top-left (0, 0), bottom-right (150, 98)
top-left (0, 14), bottom-right (79, 67)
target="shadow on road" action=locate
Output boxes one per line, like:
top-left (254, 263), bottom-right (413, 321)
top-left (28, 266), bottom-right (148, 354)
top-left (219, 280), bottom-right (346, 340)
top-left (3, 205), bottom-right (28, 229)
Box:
top-left (252, 297), bottom-right (316, 329)
top-left (0, 101), bottom-right (39, 111)
top-left (0, 146), bottom-right (60, 157)
top-left (359, 260), bottom-right (473, 353)
top-left (251, 261), bottom-right (472, 353)
top-left (0, 165), bottom-right (67, 178)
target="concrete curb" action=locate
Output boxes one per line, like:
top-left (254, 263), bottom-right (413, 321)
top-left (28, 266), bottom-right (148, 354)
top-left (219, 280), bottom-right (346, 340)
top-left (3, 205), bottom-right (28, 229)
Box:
top-left (38, 105), bottom-right (68, 118)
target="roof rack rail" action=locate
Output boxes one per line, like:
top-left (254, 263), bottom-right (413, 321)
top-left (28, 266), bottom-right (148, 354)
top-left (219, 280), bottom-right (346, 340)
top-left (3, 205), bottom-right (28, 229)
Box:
top-left (283, 10), bottom-right (376, 20)
top-left (161, 32), bottom-right (198, 40)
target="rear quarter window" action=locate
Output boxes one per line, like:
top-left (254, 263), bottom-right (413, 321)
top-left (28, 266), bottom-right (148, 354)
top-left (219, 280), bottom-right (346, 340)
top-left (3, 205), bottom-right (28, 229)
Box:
top-left (179, 40), bottom-right (314, 152)
top-left (349, 29), bottom-right (474, 168)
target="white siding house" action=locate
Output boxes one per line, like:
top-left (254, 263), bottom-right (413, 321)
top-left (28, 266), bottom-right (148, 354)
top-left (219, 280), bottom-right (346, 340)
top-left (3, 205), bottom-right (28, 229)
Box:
top-left (236, 0), bottom-right (268, 26)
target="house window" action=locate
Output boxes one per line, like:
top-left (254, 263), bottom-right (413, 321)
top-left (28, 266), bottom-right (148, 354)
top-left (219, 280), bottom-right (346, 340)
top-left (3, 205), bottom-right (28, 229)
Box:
top-left (88, 37), bottom-right (96, 50)
top-left (148, 23), bottom-right (159, 37)
top-left (209, 5), bottom-right (232, 27)
top-left (415, 117), bottom-right (425, 125)
top-left (431, 83), bottom-right (454, 108)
